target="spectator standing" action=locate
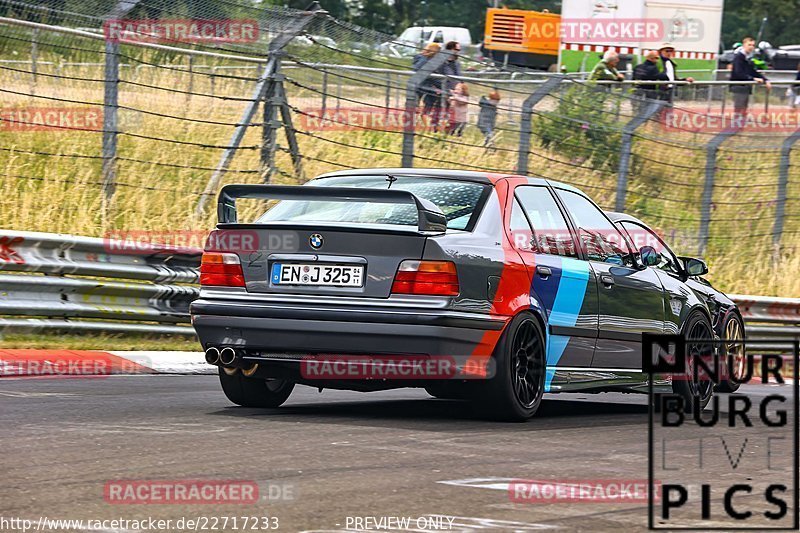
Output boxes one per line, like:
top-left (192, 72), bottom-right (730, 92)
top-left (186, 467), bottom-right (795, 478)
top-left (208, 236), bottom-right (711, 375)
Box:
top-left (448, 82), bottom-right (469, 136)
top-left (477, 90), bottom-right (501, 145)
top-left (658, 43), bottom-right (694, 103)
top-left (413, 43), bottom-right (443, 130)
top-left (632, 50), bottom-right (666, 102)
top-left (730, 37), bottom-right (771, 118)
top-left (589, 51), bottom-right (625, 82)
top-left (439, 40), bottom-right (462, 131)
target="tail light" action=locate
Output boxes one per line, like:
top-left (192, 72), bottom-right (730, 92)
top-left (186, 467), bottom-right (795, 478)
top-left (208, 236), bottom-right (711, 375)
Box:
top-left (200, 252), bottom-right (245, 287)
top-left (391, 260), bottom-right (459, 296)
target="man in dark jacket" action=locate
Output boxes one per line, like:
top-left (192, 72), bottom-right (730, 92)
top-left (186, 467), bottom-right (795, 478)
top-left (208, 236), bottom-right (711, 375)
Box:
top-left (730, 37), bottom-right (771, 117)
top-left (633, 50), bottom-right (667, 102)
top-left (437, 41), bottom-right (462, 132)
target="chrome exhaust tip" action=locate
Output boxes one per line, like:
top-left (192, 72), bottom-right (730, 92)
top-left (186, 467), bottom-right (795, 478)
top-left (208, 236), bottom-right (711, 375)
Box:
top-left (205, 347), bottom-right (220, 365)
top-left (219, 347), bottom-right (237, 366)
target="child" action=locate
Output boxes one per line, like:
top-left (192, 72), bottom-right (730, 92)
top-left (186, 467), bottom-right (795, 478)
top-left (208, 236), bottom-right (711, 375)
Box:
top-left (447, 82), bottom-right (469, 136)
top-left (477, 90), bottom-right (501, 145)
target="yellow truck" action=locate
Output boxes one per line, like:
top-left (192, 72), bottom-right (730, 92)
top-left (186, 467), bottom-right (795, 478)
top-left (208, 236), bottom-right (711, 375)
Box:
top-left (483, 7), bottom-right (561, 70)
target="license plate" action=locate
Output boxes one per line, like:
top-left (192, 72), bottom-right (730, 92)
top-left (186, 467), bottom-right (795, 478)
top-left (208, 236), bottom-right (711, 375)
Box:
top-left (271, 263), bottom-right (364, 287)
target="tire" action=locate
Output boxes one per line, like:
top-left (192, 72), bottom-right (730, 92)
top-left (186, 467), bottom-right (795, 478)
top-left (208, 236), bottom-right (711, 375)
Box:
top-left (716, 313), bottom-right (746, 393)
top-left (218, 367), bottom-right (294, 408)
top-left (673, 312), bottom-right (715, 412)
top-left (475, 312), bottom-right (546, 421)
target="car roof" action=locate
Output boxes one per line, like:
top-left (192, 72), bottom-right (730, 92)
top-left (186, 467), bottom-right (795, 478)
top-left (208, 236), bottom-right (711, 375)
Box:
top-left (313, 168), bottom-right (569, 189)
top-left (606, 211), bottom-right (648, 226)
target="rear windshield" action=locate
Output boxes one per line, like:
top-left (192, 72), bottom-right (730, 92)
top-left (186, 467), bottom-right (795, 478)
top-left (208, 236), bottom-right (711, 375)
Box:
top-left (256, 176), bottom-right (487, 231)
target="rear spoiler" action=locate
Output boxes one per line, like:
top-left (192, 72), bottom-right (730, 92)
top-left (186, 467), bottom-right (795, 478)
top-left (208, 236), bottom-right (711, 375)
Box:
top-left (218, 184), bottom-right (448, 233)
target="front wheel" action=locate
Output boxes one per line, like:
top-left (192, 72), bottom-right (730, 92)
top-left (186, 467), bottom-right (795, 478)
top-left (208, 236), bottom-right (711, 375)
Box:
top-left (475, 312), bottom-right (546, 421)
top-left (218, 367), bottom-right (294, 408)
top-left (716, 313), bottom-right (746, 393)
top-left (673, 313), bottom-right (715, 411)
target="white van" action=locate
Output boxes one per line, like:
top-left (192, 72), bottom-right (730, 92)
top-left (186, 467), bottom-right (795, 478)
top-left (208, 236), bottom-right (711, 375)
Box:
top-left (380, 26), bottom-right (473, 57)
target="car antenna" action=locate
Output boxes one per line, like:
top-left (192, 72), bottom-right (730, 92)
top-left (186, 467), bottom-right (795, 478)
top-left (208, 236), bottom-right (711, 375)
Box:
top-left (385, 175), bottom-right (397, 188)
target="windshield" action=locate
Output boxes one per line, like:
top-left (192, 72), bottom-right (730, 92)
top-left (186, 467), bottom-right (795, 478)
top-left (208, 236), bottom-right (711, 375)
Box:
top-left (256, 175), bottom-right (487, 231)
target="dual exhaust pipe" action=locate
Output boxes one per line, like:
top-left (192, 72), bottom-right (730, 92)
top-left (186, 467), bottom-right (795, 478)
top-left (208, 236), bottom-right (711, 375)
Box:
top-left (205, 347), bottom-right (238, 366)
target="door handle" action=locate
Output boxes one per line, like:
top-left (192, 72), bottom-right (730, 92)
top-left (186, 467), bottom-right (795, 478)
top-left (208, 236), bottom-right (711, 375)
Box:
top-left (600, 274), bottom-right (615, 288)
top-left (536, 265), bottom-right (552, 278)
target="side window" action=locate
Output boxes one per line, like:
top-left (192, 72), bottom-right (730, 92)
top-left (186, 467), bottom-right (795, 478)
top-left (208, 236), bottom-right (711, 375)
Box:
top-left (515, 186), bottom-right (578, 258)
top-left (619, 221), bottom-right (680, 274)
top-left (509, 199), bottom-right (535, 252)
top-left (433, 30), bottom-right (444, 43)
top-left (555, 189), bottom-right (632, 265)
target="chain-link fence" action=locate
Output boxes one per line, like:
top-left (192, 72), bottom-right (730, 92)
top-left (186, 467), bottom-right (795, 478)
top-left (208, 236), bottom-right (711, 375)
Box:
top-left (1, 0), bottom-right (799, 297)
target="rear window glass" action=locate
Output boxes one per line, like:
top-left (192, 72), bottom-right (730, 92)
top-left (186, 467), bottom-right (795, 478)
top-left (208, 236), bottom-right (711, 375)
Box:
top-left (256, 176), bottom-right (487, 231)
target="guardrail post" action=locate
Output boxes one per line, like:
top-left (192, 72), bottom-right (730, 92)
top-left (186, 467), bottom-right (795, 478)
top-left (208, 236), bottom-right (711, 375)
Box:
top-left (774, 128), bottom-right (800, 246)
top-left (30, 28), bottom-right (38, 95)
top-left (517, 76), bottom-right (563, 175)
top-left (401, 51), bottom-right (450, 168)
top-left (699, 128), bottom-right (739, 256)
top-left (195, 4), bottom-right (323, 217)
top-left (614, 99), bottom-right (666, 212)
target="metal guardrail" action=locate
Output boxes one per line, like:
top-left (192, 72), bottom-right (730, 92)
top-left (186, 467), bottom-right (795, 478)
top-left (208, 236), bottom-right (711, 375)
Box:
top-left (0, 231), bottom-right (798, 342)
top-left (0, 230), bottom-right (201, 336)
top-left (730, 294), bottom-right (800, 352)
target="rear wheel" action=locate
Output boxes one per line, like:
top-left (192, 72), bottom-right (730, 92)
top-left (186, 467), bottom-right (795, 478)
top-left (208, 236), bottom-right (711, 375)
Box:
top-left (218, 367), bottom-right (294, 408)
top-left (476, 312), bottom-right (546, 421)
top-left (673, 313), bottom-right (715, 411)
top-left (717, 314), bottom-right (746, 392)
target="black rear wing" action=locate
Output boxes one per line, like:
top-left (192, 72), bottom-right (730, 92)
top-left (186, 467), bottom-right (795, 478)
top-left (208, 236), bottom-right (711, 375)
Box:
top-left (218, 184), bottom-right (448, 233)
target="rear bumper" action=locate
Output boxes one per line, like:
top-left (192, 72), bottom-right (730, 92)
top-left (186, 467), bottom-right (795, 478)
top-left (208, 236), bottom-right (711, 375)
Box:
top-left (190, 297), bottom-right (507, 356)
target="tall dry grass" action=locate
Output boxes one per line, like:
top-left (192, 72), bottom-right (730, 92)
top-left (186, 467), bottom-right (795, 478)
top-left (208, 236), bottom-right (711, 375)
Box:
top-left (1, 60), bottom-right (798, 298)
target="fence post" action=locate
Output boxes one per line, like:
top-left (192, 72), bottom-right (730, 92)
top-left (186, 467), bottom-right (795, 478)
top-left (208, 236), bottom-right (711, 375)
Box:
top-left (195, 4), bottom-right (323, 217)
top-left (30, 28), bottom-right (38, 95)
top-left (101, 0), bottom-right (142, 203)
top-left (101, 38), bottom-right (120, 201)
top-left (260, 57), bottom-right (282, 179)
top-left (277, 81), bottom-right (304, 179)
top-left (773, 129), bottom-right (800, 246)
top-left (614, 99), bottom-right (666, 212)
top-left (320, 70), bottom-right (328, 116)
top-left (401, 51), bottom-right (450, 168)
top-left (699, 129), bottom-right (739, 256)
top-left (516, 76), bottom-right (564, 175)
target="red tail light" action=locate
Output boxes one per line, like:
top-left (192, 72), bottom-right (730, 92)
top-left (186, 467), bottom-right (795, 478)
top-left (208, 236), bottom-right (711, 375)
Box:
top-left (200, 252), bottom-right (245, 287)
top-left (391, 260), bottom-right (459, 296)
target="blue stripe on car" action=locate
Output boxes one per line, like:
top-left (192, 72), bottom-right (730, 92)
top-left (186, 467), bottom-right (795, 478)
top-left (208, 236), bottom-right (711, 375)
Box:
top-left (535, 257), bottom-right (590, 391)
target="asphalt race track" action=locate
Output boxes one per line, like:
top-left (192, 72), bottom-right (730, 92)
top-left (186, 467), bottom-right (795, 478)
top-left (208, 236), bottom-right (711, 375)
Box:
top-left (0, 376), bottom-right (794, 532)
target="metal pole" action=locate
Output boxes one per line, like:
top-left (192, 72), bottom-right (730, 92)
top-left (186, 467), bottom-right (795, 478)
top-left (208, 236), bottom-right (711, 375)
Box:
top-left (30, 28), bottom-right (38, 96)
top-left (699, 129), bottom-right (739, 256)
top-left (101, 38), bottom-right (120, 200)
top-left (320, 70), bottom-right (328, 116)
top-left (516, 76), bottom-right (564, 175)
top-left (614, 100), bottom-right (666, 211)
top-left (195, 4), bottom-right (323, 217)
top-left (773, 129), bottom-right (800, 246)
top-left (261, 58), bottom-right (282, 181)
top-left (186, 55), bottom-right (194, 107)
top-left (401, 52), bottom-right (450, 168)
top-left (384, 72), bottom-right (391, 116)
top-left (278, 81), bottom-right (304, 179)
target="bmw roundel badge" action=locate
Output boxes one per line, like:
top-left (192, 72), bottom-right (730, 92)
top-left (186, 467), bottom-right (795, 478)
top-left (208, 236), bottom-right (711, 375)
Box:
top-left (309, 233), bottom-right (323, 249)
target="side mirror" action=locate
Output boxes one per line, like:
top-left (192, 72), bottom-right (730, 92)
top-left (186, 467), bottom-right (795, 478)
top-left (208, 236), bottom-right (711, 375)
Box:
top-left (683, 257), bottom-right (708, 276)
top-left (639, 246), bottom-right (659, 267)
